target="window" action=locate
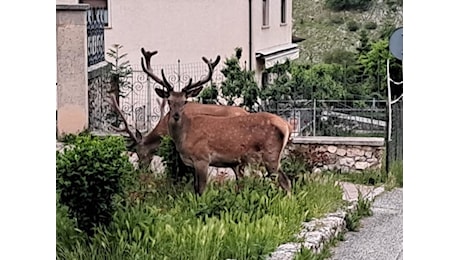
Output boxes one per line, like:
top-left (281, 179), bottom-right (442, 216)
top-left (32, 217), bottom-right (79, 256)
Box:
top-left (80, 0), bottom-right (110, 27)
top-left (281, 0), bottom-right (286, 24)
top-left (262, 0), bottom-right (269, 27)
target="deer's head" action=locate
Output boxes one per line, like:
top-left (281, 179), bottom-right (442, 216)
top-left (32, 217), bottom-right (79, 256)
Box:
top-left (106, 93), bottom-right (158, 168)
top-left (140, 48), bottom-right (220, 123)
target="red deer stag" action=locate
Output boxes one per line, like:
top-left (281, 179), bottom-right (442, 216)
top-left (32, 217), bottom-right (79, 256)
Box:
top-left (146, 52), bottom-right (293, 196)
top-left (105, 49), bottom-right (249, 177)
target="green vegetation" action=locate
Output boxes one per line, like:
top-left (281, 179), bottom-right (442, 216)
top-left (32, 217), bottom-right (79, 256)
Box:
top-left (325, 0), bottom-right (373, 11)
top-left (293, 0), bottom-right (402, 63)
top-left (329, 160), bottom-right (403, 189)
top-left (346, 20), bottom-right (360, 31)
top-left (56, 133), bottom-right (346, 259)
top-left (56, 135), bottom-right (134, 235)
top-left (220, 47), bottom-right (260, 111)
top-left (345, 193), bottom-right (373, 231)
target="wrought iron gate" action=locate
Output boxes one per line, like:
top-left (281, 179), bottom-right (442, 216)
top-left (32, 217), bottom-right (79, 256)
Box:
top-left (88, 61), bottom-right (225, 132)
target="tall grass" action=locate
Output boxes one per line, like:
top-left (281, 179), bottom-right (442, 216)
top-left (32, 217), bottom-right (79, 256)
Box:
top-left (57, 174), bottom-right (344, 259)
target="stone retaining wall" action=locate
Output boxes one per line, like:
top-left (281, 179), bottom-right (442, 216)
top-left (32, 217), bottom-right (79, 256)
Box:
top-left (57, 136), bottom-right (385, 178)
top-left (288, 136), bottom-right (385, 173)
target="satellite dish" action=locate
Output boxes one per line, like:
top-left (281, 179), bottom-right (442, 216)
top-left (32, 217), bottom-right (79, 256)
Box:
top-left (389, 27), bottom-right (403, 61)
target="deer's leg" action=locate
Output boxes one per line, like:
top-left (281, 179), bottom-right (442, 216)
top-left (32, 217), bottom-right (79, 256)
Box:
top-left (277, 168), bottom-right (292, 197)
top-left (231, 165), bottom-right (245, 192)
top-left (177, 155), bottom-right (190, 181)
top-left (193, 160), bottom-right (209, 195)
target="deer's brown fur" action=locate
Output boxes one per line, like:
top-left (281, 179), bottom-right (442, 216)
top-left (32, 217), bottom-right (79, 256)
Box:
top-left (147, 49), bottom-right (292, 196)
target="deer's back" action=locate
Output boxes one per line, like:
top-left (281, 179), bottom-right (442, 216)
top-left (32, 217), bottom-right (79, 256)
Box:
top-left (179, 113), bottom-right (286, 162)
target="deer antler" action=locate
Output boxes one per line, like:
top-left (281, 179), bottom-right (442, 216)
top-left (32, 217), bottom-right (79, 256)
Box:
top-left (140, 48), bottom-right (174, 92)
top-left (182, 55), bottom-right (221, 92)
top-left (106, 93), bottom-right (140, 143)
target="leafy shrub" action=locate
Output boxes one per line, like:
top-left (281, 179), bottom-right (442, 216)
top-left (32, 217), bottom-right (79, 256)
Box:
top-left (220, 47), bottom-right (260, 111)
top-left (156, 135), bottom-right (176, 177)
top-left (56, 135), bottom-right (133, 235)
top-left (345, 194), bottom-right (372, 231)
top-left (59, 129), bottom-right (92, 144)
top-left (156, 135), bottom-right (194, 182)
top-left (325, 0), bottom-right (373, 12)
top-left (281, 153), bottom-right (311, 180)
top-left (346, 20), bottom-right (360, 32)
top-left (199, 83), bottom-right (219, 104)
top-left (323, 49), bottom-right (357, 66)
top-left (56, 195), bottom-right (87, 256)
top-left (329, 15), bottom-right (344, 25)
top-left (364, 21), bottom-right (377, 30)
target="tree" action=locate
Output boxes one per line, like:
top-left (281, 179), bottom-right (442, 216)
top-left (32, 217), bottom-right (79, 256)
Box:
top-left (220, 47), bottom-right (260, 111)
top-left (358, 39), bottom-right (398, 93)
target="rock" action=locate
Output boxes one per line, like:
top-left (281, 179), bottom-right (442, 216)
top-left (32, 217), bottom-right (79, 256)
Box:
top-left (317, 146), bottom-right (327, 152)
top-left (347, 148), bottom-right (364, 157)
top-left (327, 145), bottom-right (337, 154)
top-left (365, 151), bottom-right (373, 158)
top-left (355, 156), bottom-right (366, 162)
top-left (150, 155), bottom-right (165, 174)
top-left (355, 161), bottom-right (369, 170)
top-left (336, 148), bottom-right (346, 156)
top-left (367, 158), bottom-right (378, 166)
top-left (339, 157), bottom-right (355, 167)
top-left (127, 152), bottom-right (139, 169)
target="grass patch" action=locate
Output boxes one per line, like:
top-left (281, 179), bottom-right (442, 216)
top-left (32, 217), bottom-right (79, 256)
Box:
top-left (385, 160), bottom-right (403, 189)
top-left (57, 173), bottom-right (345, 259)
top-left (344, 193), bottom-right (373, 231)
top-left (329, 159), bottom-right (403, 190)
top-left (331, 169), bottom-right (386, 186)
top-left (294, 230), bottom-right (346, 260)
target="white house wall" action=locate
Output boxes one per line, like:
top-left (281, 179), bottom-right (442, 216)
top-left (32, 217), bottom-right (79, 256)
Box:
top-left (104, 0), bottom-right (250, 69)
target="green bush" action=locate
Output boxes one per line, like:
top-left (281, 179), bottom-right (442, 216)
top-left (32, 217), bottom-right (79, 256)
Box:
top-left (59, 129), bottom-right (92, 144)
top-left (364, 21), bottom-right (377, 30)
top-left (156, 135), bottom-right (194, 183)
top-left (346, 20), bottom-right (360, 32)
top-left (56, 135), bottom-right (133, 235)
top-left (199, 83), bottom-right (219, 104)
top-left (56, 195), bottom-right (87, 256)
top-left (325, 0), bottom-right (373, 12)
top-left (156, 135), bottom-right (176, 177)
top-left (281, 153), bottom-right (311, 180)
top-left (329, 15), bottom-right (344, 25)
top-left (323, 49), bottom-right (357, 66)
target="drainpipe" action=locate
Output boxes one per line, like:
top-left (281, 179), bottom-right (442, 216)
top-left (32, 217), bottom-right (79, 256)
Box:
top-left (248, 0), bottom-right (253, 71)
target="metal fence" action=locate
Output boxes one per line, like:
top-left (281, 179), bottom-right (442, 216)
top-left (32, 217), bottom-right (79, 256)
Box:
top-left (86, 8), bottom-right (105, 67)
top-left (265, 99), bottom-right (387, 137)
top-left (88, 61), bottom-right (226, 132)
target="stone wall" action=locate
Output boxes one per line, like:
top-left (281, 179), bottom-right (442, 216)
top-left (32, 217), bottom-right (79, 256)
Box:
top-left (57, 136), bottom-right (385, 180)
top-left (287, 136), bottom-right (385, 173)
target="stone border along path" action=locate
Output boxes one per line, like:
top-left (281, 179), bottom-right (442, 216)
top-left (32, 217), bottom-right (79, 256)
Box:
top-left (266, 182), bottom-right (385, 260)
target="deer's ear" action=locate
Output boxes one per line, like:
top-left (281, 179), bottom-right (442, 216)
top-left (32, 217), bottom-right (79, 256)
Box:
top-left (155, 88), bottom-right (169, 98)
top-left (184, 86), bottom-right (204, 98)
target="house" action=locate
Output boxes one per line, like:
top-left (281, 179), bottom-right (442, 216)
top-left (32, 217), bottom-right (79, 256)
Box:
top-left (79, 0), bottom-right (300, 87)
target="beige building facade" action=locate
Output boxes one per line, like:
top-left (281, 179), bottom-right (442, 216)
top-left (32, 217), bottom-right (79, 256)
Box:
top-left (81, 0), bottom-right (299, 86)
